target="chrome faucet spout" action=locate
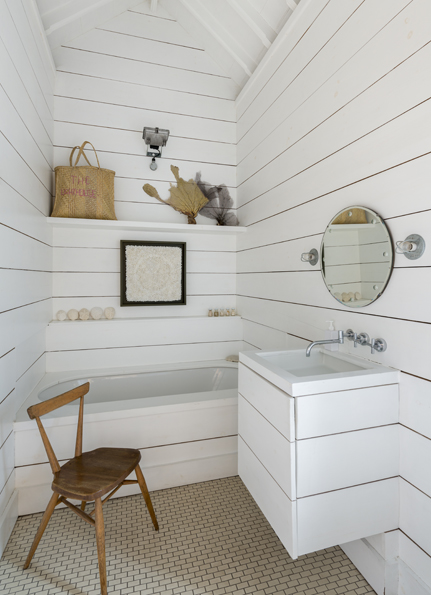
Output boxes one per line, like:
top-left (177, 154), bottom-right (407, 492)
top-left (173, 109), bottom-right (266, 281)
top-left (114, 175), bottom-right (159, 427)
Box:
top-left (305, 330), bottom-right (344, 357)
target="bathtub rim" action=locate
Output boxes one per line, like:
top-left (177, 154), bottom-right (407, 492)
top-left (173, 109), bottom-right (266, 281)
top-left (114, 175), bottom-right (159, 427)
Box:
top-left (15, 359), bottom-right (238, 429)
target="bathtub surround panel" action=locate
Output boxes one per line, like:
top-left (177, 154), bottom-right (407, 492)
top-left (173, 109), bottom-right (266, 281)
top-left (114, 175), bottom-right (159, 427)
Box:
top-left (14, 362), bottom-right (238, 515)
top-left (236, 0), bottom-right (431, 592)
top-left (0, 0), bottom-right (54, 557)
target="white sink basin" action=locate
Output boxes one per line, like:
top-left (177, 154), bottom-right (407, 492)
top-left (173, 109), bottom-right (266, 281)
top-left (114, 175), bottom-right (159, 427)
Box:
top-left (239, 348), bottom-right (398, 396)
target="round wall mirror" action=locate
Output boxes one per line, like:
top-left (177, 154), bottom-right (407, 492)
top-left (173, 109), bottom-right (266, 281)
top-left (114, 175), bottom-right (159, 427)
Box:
top-left (321, 206), bottom-right (393, 308)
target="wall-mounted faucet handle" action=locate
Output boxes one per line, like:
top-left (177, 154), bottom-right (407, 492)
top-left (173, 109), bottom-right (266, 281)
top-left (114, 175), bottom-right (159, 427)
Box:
top-left (344, 329), bottom-right (358, 347)
top-left (356, 332), bottom-right (369, 347)
top-left (371, 338), bottom-right (387, 354)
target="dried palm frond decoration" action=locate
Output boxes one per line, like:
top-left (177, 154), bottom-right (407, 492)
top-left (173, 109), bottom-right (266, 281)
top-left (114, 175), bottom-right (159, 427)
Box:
top-left (195, 172), bottom-right (239, 226)
top-left (143, 165), bottom-right (208, 224)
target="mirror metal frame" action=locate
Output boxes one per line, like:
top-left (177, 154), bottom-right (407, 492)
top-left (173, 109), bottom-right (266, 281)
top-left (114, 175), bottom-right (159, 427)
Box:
top-left (320, 206), bottom-right (394, 308)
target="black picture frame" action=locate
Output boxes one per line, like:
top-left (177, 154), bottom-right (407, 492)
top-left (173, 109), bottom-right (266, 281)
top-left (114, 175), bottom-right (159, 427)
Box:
top-left (120, 240), bottom-right (186, 306)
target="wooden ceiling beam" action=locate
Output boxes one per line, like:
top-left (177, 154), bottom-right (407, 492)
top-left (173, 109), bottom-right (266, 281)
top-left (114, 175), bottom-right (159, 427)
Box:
top-left (225, 0), bottom-right (273, 49)
top-left (285, 0), bottom-right (298, 12)
top-left (178, 0), bottom-right (254, 78)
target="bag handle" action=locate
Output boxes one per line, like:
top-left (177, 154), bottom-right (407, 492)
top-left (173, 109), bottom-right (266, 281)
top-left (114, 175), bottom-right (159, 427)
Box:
top-left (69, 141), bottom-right (101, 168)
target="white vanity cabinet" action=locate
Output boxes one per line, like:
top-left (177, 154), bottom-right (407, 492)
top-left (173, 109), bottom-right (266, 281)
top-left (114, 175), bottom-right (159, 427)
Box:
top-left (238, 353), bottom-right (400, 560)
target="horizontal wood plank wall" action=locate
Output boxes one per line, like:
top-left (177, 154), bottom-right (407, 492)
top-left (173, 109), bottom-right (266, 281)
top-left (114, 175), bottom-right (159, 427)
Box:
top-left (50, 225), bottom-right (242, 370)
top-left (235, 0), bottom-right (431, 591)
top-left (0, 0), bottom-right (54, 556)
top-left (49, 1), bottom-right (241, 370)
top-left (53, 0), bottom-right (238, 225)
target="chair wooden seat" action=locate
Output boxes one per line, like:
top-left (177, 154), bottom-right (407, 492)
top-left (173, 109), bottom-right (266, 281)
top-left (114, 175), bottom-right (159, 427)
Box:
top-left (53, 447), bottom-right (141, 501)
top-left (23, 383), bottom-right (159, 595)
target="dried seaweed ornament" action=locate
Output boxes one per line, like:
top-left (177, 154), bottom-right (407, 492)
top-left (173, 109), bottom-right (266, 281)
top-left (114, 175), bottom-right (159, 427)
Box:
top-left (195, 172), bottom-right (239, 226)
top-left (143, 165), bottom-right (208, 224)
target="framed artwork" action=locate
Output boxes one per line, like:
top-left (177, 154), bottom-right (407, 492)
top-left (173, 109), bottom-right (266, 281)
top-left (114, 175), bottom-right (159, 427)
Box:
top-left (120, 240), bottom-right (186, 306)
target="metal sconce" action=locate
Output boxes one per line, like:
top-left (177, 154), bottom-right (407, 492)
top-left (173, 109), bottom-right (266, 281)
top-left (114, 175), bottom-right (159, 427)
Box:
top-left (301, 248), bottom-right (319, 266)
top-left (395, 234), bottom-right (426, 260)
top-left (143, 127), bottom-right (170, 171)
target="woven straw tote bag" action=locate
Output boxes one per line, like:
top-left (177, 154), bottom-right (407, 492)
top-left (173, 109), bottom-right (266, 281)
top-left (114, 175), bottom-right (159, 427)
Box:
top-left (51, 141), bottom-right (116, 220)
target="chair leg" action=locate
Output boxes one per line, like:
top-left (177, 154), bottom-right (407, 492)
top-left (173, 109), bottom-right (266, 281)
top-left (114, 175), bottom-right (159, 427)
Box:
top-left (81, 501), bottom-right (86, 512)
top-left (94, 498), bottom-right (107, 595)
top-left (135, 464), bottom-right (159, 531)
top-left (24, 492), bottom-right (59, 569)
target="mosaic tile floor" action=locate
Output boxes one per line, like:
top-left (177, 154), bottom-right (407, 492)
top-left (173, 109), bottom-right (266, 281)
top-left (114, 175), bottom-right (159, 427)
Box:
top-left (0, 477), bottom-right (376, 595)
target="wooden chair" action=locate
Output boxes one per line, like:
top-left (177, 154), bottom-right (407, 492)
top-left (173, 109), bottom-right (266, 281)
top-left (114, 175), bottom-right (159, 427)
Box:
top-left (23, 382), bottom-right (158, 595)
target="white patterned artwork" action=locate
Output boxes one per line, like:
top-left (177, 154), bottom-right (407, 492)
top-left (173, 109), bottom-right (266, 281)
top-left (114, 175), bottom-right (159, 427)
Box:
top-left (121, 241), bottom-right (186, 306)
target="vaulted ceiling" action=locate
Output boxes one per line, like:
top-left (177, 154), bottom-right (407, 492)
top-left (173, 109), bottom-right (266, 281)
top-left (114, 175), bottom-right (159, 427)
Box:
top-left (35, 0), bottom-right (300, 91)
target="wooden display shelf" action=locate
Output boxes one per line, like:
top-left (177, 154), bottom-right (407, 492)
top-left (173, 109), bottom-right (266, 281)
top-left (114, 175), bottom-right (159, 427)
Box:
top-left (47, 217), bottom-right (247, 234)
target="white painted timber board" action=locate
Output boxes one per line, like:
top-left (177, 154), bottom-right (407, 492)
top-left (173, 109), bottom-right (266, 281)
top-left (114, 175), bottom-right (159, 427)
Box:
top-left (55, 71), bottom-right (236, 122)
top-left (296, 425), bottom-right (399, 497)
top-left (400, 479), bottom-right (431, 558)
top-left (238, 395), bottom-right (295, 499)
top-left (15, 400), bottom-right (238, 466)
top-left (54, 121), bottom-right (235, 167)
top-left (238, 363), bottom-right (294, 441)
top-left (53, 247), bottom-right (236, 274)
top-left (46, 341), bottom-right (244, 372)
top-left (400, 425), bottom-right (431, 499)
top-left (52, 272), bottom-right (235, 298)
top-left (295, 384), bottom-right (399, 439)
top-left (54, 95), bottom-right (236, 144)
top-left (297, 478), bottom-right (399, 556)
top-left (53, 46), bottom-right (237, 101)
top-left (400, 372), bottom-right (431, 441)
top-left (53, 147), bottom-right (236, 189)
top-left (238, 437), bottom-right (297, 559)
top-left (47, 316), bottom-right (243, 351)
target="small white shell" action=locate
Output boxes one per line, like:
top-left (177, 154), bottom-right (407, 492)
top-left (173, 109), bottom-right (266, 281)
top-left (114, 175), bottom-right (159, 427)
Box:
top-left (67, 309), bottom-right (79, 321)
top-left (104, 307), bottom-right (115, 320)
top-left (341, 292), bottom-right (349, 302)
top-left (79, 308), bottom-right (90, 321)
top-left (355, 292), bottom-right (362, 300)
top-left (56, 310), bottom-right (67, 321)
top-left (91, 307), bottom-right (103, 320)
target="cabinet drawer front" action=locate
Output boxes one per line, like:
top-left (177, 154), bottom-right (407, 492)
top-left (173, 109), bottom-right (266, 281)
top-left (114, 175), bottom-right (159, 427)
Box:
top-left (296, 384), bottom-right (399, 439)
top-left (239, 395), bottom-right (295, 499)
top-left (239, 363), bottom-right (294, 440)
top-left (296, 425), bottom-right (399, 497)
top-left (297, 477), bottom-right (399, 556)
top-left (238, 437), bottom-right (297, 559)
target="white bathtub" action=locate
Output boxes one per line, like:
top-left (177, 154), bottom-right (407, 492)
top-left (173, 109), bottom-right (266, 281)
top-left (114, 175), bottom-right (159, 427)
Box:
top-left (37, 366), bottom-right (238, 409)
top-left (14, 360), bottom-right (239, 515)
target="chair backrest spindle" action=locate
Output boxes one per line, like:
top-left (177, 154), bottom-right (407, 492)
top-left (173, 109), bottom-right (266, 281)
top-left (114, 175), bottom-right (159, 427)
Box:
top-left (75, 396), bottom-right (85, 457)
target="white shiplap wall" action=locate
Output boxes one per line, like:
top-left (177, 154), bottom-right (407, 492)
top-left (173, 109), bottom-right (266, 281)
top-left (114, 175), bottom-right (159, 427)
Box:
top-left (0, 0), bottom-right (54, 556)
top-left (49, 0), bottom-right (242, 371)
top-left (236, 0), bottom-right (431, 593)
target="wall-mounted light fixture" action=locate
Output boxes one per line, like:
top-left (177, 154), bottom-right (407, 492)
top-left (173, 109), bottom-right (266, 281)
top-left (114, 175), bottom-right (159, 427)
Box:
top-left (395, 234), bottom-right (426, 260)
top-left (143, 127), bottom-right (170, 171)
top-left (301, 248), bottom-right (319, 266)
